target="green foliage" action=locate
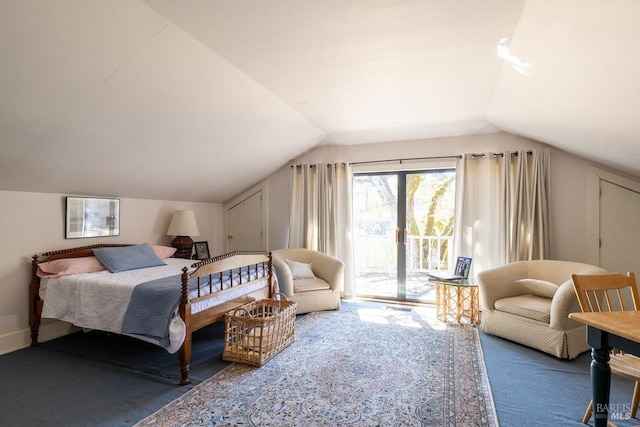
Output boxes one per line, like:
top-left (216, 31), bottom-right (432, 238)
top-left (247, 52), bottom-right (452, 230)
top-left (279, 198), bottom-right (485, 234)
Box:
top-left (353, 170), bottom-right (456, 271)
top-left (353, 171), bottom-right (455, 238)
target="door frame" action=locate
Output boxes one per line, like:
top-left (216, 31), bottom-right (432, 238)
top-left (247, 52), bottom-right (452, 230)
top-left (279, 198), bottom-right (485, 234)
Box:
top-left (223, 180), bottom-right (269, 252)
top-left (353, 167), bottom-right (456, 302)
top-left (587, 167), bottom-right (640, 266)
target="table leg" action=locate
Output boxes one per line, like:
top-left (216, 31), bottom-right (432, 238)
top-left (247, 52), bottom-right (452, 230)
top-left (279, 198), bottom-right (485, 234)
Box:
top-left (470, 286), bottom-right (478, 325)
top-left (591, 347), bottom-right (611, 427)
top-left (446, 285), bottom-right (453, 322)
top-left (436, 283), bottom-right (443, 321)
top-left (455, 286), bottom-right (462, 323)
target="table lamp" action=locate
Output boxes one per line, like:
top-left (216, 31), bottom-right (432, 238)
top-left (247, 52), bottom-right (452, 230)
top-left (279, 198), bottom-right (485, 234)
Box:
top-left (167, 210), bottom-right (200, 259)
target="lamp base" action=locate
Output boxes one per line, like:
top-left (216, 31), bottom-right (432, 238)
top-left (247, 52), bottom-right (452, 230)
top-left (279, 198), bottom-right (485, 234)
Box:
top-left (171, 235), bottom-right (194, 259)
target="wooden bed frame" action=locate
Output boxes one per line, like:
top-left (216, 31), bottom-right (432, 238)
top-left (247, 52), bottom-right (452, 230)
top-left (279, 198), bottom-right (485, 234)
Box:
top-left (29, 244), bottom-right (275, 385)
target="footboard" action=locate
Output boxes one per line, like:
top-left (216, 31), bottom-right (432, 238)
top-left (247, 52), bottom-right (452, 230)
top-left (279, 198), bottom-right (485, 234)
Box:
top-left (178, 251), bottom-right (274, 384)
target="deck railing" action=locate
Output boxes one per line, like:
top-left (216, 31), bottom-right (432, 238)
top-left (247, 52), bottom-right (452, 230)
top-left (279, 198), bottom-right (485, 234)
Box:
top-left (354, 234), bottom-right (454, 274)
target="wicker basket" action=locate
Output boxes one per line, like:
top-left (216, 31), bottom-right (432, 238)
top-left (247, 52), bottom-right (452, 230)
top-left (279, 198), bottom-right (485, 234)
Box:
top-left (223, 293), bottom-right (297, 367)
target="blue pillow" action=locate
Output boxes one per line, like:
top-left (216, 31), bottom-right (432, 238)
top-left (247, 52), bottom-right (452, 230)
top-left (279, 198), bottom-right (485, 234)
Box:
top-left (94, 243), bottom-right (166, 273)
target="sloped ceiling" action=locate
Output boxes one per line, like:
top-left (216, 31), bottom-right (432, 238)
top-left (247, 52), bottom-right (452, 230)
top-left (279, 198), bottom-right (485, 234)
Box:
top-left (487, 0), bottom-right (640, 178)
top-left (1, 0), bottom-right (639, 203)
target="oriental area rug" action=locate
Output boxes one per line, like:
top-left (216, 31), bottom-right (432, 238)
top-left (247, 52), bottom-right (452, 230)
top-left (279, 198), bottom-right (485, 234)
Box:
top-left (136, 306), bottom-right (498, 427)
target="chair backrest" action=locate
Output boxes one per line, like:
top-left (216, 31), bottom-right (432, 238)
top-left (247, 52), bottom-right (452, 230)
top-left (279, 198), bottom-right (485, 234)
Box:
top-left (571, 272), bottom-right (640, 313)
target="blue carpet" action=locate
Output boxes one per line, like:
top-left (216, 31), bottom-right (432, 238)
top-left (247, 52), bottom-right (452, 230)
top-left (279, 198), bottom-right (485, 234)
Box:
top-left (0, 323), bottom-right (231, 427)
top-left (480, 330), bottom-right (640, 427)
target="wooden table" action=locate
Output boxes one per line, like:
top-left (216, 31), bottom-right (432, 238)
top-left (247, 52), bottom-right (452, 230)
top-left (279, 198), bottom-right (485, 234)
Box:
top-left (569, 311), bottom-right (640, 427)
top-left (431, 279), bottom-right (479, 325)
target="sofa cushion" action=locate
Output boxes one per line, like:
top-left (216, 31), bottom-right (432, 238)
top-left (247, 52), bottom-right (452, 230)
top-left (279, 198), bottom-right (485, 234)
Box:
top-left (293, 278), bottom-right (331, 293)
top-left (516, 278), bottom-right (559, 298)
top-left (494, 295), bottom-right (552, 323)
top-left (285, 259), bottom-right (317, 279)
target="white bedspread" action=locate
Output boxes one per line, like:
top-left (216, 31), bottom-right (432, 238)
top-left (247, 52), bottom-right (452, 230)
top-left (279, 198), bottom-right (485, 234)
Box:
top-left (40, 258), bottom-right (270, 353)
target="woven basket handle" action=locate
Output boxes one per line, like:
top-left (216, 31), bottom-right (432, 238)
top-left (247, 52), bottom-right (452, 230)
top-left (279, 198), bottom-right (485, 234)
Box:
top-left (272, 292), bottom-right (289, 301)
top-left (230, 307), bottom-right (252, 318)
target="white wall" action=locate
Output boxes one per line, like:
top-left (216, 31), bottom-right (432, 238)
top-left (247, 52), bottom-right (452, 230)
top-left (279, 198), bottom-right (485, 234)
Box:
top-left (0, 190), bottom-right (223, 355)
top-left (263, 131), bottom-right (631, 263)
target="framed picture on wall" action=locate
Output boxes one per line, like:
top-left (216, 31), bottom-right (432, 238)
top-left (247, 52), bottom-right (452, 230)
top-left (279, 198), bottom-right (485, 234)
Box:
top-left (194, 241), bottom-right (210, 260)
top-left (65, 196), bottom-right (120, 239)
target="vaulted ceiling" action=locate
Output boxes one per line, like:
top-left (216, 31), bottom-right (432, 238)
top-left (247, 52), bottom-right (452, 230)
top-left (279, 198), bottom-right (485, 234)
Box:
top-left (1, 0), bottom-right (639, 203)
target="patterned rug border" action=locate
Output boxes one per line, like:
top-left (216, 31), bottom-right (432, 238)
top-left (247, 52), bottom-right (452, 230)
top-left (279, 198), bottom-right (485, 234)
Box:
top-left (469, 324), bottom-right (499, 426)
top-left (137, 307), bottom-right (499, 426)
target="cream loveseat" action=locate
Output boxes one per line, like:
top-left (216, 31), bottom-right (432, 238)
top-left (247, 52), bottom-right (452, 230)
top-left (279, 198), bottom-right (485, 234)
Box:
top-left (272, 248), bottom-right (344, 314)
top-left (478, 260), bottom-right (606, 359)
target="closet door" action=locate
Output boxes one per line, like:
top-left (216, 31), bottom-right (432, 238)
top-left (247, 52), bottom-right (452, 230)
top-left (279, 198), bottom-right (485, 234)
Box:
top-left (599, 180), bottom-right (640, 274)
top-left (227, 190), bottom-right (263, 251)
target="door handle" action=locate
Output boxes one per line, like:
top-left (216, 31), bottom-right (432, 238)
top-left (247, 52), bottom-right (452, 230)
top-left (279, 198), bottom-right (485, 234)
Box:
top-left (395, 228), bottom-right (408, 245)
top-left (228, 235), bottom-right (233, 239)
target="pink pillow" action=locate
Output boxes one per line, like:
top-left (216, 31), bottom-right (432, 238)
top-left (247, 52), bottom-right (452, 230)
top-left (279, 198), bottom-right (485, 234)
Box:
top-left (152, 245), bottom-right (177, 260)
top-left (37, 256), bottom-right (106, 278)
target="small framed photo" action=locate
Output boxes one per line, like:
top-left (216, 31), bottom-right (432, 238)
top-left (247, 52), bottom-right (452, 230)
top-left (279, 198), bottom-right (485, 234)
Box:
top-left (454, 257), bottom-right (473, 279)
top-left (194, 241), bottom-right (210, 260)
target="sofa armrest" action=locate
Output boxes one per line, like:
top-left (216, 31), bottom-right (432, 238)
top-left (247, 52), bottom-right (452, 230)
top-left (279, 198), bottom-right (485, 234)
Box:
top-left (550, 280), bottom-right (584, 330)
top-left (272, 255), bottom-right (295, 297)
top-left (477, 262), bottom-right (529, 311)
top-left (311, 252), bottom-right (344, 292)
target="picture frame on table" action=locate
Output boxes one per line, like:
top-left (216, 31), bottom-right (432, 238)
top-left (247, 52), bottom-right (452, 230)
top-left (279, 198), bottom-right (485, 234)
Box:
top-left (454, 257), bottom-right (473, 279)
top-left (194, 241), bottom-right (210, 260)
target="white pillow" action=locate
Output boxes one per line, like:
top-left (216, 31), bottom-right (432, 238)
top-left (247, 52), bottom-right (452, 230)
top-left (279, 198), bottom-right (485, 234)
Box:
top-left (516, 278), bottom-right (559, 298)
top-left (285, 259), bottom-right (316, 280)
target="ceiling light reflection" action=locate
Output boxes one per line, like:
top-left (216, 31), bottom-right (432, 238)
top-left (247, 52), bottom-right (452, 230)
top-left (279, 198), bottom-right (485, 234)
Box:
top-left (497, 38), bottom-right (533, 76)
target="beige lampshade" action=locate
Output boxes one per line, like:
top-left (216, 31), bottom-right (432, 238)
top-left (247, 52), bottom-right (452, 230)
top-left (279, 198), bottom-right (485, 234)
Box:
top-left (166, 210), bottom-right (200, 236)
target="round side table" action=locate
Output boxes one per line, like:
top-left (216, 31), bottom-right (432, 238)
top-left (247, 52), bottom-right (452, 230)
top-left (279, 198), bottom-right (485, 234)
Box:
top-left (430, 279), bottom-right (479, 325)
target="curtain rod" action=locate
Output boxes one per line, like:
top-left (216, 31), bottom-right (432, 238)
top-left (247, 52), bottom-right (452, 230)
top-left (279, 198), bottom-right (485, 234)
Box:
top-left (290, 163), bottom-right (347, 168)
top-left (291, 150), bottom-right (536, 168)
top-left (351, 155), bottom-right (462, 166)
top-left (470, 150), bottom-right (533, 159)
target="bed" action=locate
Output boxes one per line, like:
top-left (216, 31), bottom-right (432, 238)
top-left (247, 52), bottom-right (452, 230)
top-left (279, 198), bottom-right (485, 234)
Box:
top-left (29, 243), bottom-right (275, 385)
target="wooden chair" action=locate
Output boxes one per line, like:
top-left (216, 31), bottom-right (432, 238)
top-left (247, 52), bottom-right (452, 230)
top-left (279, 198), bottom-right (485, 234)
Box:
top-left (571, 272), bottom-right (640, 426)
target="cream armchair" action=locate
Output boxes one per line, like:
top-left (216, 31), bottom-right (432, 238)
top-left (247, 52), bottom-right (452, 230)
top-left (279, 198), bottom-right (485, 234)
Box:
top-left (478, 260), bottom-right (606, 359)
top-left (272, 248), bottom-right (344, 314)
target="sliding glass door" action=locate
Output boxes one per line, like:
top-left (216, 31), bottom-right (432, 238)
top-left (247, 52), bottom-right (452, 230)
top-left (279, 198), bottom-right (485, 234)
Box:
top-left (353, 173), bottom-right (398, 299)
top-left (353, 169), bottom-right (456, 302)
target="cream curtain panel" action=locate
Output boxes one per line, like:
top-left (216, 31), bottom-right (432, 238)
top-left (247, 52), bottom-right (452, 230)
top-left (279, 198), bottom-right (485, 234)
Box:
top-left (453, 148), bottom-right (551, 276)
top-left (288, 163), bottom-right (355, 299)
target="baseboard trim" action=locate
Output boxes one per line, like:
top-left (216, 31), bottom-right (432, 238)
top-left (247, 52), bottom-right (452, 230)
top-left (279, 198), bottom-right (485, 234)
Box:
top-left (0, 321), bottom-right (78, 356)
